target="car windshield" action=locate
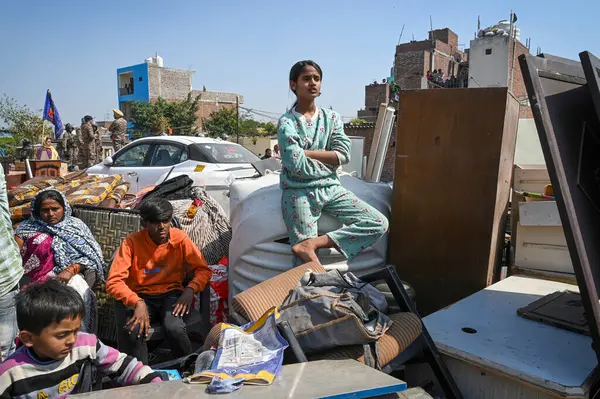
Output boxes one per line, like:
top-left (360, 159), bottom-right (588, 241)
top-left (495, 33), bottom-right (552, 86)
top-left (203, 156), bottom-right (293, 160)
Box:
top-left (192, 143), bottom-right (260, 164)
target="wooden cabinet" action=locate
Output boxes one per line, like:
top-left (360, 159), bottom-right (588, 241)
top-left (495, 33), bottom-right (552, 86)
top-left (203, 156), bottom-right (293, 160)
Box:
top-left (389, 88), bottom-right (519, 315)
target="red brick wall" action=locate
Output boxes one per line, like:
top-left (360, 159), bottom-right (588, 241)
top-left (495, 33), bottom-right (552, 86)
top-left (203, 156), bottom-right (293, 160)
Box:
top-left (429, 28), bottom-right (459, 49)
top-left (365, 83), bottom-right (390, 109)
top-left (147, 97), bottom-right (237, 131)
top-left (434, 40), bottom-right (452, 56)
top-left (395, 51), bottom-right (427, 90)
top-left (508, 39), bottom-right (532, 119)
top-left (395, 28), bottom-right (467, 88)
top-left (509, 40), bottom-right (530, 101)
top-left (196, 102), bottom-right (236, 130)
top-left (433, 52), bottom-right (454, 77)
top-left (396, 40), bottom-right (432, 54)
top-left (345, 123), bottom-right (396, 182)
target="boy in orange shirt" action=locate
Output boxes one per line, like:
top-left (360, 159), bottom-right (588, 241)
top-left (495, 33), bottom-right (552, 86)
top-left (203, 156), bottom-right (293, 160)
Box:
top-left (106, 198), bottom-right (212, 364)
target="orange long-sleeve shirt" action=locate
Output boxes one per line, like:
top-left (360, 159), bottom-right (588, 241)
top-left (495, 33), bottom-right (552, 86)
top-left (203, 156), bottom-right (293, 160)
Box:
top-left (106, 227), bottom-right (212, 307)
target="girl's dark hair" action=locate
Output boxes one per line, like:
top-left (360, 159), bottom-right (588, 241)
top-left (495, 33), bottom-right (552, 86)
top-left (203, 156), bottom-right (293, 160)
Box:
top-left (139, 198), bottom-right (173, 223)
top-left (34, 190), bottom-right (65, 218)
top-left (289, 60), bottom-right (323, 108)
top-left (16, 279), bottom-right (85, 335)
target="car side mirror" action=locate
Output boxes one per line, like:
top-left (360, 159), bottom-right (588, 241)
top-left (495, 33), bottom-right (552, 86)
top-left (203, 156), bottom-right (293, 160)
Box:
top-left (103, 156), bottom-right (114, 166)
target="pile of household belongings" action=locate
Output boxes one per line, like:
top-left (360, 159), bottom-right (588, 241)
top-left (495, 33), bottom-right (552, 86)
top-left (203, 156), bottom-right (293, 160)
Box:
top-left (183, 269), bottom-right (391, 393)
top-left (8, 171), bottom-right (130, 223)
top-left (9, 172), bottom-right (233, 326)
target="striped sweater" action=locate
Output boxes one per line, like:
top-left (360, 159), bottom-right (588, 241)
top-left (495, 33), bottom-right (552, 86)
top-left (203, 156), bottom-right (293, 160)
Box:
top-left (0, 332), bottom-right (162, 399)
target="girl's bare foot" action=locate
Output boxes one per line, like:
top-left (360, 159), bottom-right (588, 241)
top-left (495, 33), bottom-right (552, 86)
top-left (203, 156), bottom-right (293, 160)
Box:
top-left (292, 239), bottom-right (322, 266)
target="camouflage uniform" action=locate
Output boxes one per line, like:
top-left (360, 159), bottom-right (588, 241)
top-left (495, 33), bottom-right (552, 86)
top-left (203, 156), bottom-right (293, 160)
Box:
top-left (56, 135), bottom-right (67, 160)
top-left (68, 130), bottom-right (79, 168)
top-left (80, 122), bottom-right (96, 168)
top-left (76, 127), bottom-right (85, 169)
top-left (94, 125), bottom-right (103, 163)
top-left (109, 117), bottom-right (128, 152)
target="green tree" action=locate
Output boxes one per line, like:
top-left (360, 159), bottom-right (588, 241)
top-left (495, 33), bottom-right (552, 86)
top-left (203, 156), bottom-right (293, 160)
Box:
top-left (262, 121), bottom-right (277, 136)
top-left (202, 107), bottom-right (278, 139)
top-left (153, 115), bottom-right (171, 133)
top-left (349, 117), bottom-right (368, 125)
top-left (163, 93), bottom-right (201, 135)
top-left (240, 117), bottom-right (260, 137)
top-left (202, 107), bottom-right (238, 138)
top-left (131, 93), bottom-right (201, 136)
top-left (0, 95), bottom-right (46, 152)
top-left (130, 100), bottom-right (156, 134)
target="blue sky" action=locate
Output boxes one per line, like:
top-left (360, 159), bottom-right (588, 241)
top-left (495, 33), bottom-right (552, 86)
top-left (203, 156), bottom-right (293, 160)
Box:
top-left (1, 0), bottom-right (598, 125)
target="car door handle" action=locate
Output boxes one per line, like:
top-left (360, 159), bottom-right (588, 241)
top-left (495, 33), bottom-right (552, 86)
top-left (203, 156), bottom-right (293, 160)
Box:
top-left (128, 172), bottom-right (138, 177)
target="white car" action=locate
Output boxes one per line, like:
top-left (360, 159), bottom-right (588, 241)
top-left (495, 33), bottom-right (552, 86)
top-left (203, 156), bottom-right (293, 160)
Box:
top-left (87, 136), bottom-right (260, 194)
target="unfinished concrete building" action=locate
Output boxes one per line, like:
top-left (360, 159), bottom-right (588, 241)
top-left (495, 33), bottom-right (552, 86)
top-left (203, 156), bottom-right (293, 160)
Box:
top-left (116, 56), bottom-right (243, 133)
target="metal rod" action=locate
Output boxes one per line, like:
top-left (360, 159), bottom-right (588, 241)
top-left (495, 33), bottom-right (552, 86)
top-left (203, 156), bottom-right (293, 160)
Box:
top-left (429, 15), bottom-right (435, 73)
top-left (25, 158), bottom-right (33, 179)
top-left (236, 96), bottom-right (240, 143)
top-left (510, 22), bottom-right (518, 93)
top-left (507, 11), bottom-right (514, 90)
top-left (397, 24), bottom-right (405, 45)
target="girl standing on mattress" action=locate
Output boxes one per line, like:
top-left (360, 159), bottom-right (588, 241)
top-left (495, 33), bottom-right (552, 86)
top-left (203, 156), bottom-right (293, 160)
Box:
top-left (278, 60), bottom-right (389, 266)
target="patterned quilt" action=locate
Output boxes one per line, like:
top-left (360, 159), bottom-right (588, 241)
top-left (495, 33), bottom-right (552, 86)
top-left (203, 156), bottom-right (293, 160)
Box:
top-left (9, 173), bottom-right (126, 223)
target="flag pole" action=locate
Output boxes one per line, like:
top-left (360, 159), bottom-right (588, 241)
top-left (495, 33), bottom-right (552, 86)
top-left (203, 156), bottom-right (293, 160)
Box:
top-left (42, 90), bottom-right (48, 143)
top-left (40, 117), bottom-right (45, 146)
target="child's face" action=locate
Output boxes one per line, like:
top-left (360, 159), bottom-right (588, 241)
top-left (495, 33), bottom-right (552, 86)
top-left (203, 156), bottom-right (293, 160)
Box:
top-left (291, 65), bottom-right (321, 102)
top-left (21, 316), bottom-right (82, 360)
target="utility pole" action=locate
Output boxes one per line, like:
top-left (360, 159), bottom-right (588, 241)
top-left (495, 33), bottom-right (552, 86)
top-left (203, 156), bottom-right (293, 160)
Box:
top-left (508, 11), bottom-right (518, 94)
top-left (236, 96), bottom-right (240, 143)
top-left (429, 15), bottom-right (435, 74)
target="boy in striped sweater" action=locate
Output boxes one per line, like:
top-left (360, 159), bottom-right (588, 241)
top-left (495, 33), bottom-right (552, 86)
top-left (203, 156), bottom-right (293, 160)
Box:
top-left (0, 280), bottom-right (165, 398)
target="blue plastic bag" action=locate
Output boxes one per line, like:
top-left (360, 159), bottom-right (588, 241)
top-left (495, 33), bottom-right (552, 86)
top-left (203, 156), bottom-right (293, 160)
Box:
top-left (185, 307), bottom-right (288, 392)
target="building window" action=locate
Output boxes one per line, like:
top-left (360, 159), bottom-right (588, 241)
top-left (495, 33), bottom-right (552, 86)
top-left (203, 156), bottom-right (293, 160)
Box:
top-left (485, 48), bottom-right (492, 55)
top-left (139, 77), bottom-right (143, 82)
top-left (119, 72), bottom-right (134, 96)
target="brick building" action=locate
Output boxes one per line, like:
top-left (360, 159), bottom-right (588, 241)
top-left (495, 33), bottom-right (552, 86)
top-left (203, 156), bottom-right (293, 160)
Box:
top-left (394, 28), bottom-right (468, 90)
top-left (357, 82), bottom-right (390, 122)
top-left (189, 90), bottom-right (241, 130)
top-left (352, 25), bottom-right (534, 182)
top-left (345, 123), bottom-right (396, 182)
top-left (116, 56), bottom-right (243, 134)
top-left (357, 28), bottom-right (470, 122)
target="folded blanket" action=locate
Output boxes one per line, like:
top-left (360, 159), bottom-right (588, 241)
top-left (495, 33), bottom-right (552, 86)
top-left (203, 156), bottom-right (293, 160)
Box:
top-left (9, 177), bottom-right (64, 207)
top-left (100, 182), bottom-right (130, 208)
top-left (9, 173), bottom-right (126, 222)
top-left (68, 175), bottom-right (124, 206)
top-left (8, 171), bottom-right (89, 207)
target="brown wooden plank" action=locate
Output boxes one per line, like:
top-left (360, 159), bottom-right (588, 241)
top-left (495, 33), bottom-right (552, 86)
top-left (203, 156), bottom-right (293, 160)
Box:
top-left (389, 88), bottom-right (519, 315)
top-left (517, 290), bottom-right (589, 335)
top-left (521, 53), bottom-right (600, 363)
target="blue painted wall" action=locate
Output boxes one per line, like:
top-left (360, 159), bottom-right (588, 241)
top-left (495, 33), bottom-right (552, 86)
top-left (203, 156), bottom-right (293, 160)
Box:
top-left (117, 63), bottom-right (149, 139)
top-left (116, 63), bottom-right (149, 104)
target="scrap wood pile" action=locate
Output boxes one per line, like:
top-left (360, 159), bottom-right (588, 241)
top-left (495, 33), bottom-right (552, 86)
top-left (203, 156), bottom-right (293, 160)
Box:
top-left (8, 171), bottom-right (130, 223)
